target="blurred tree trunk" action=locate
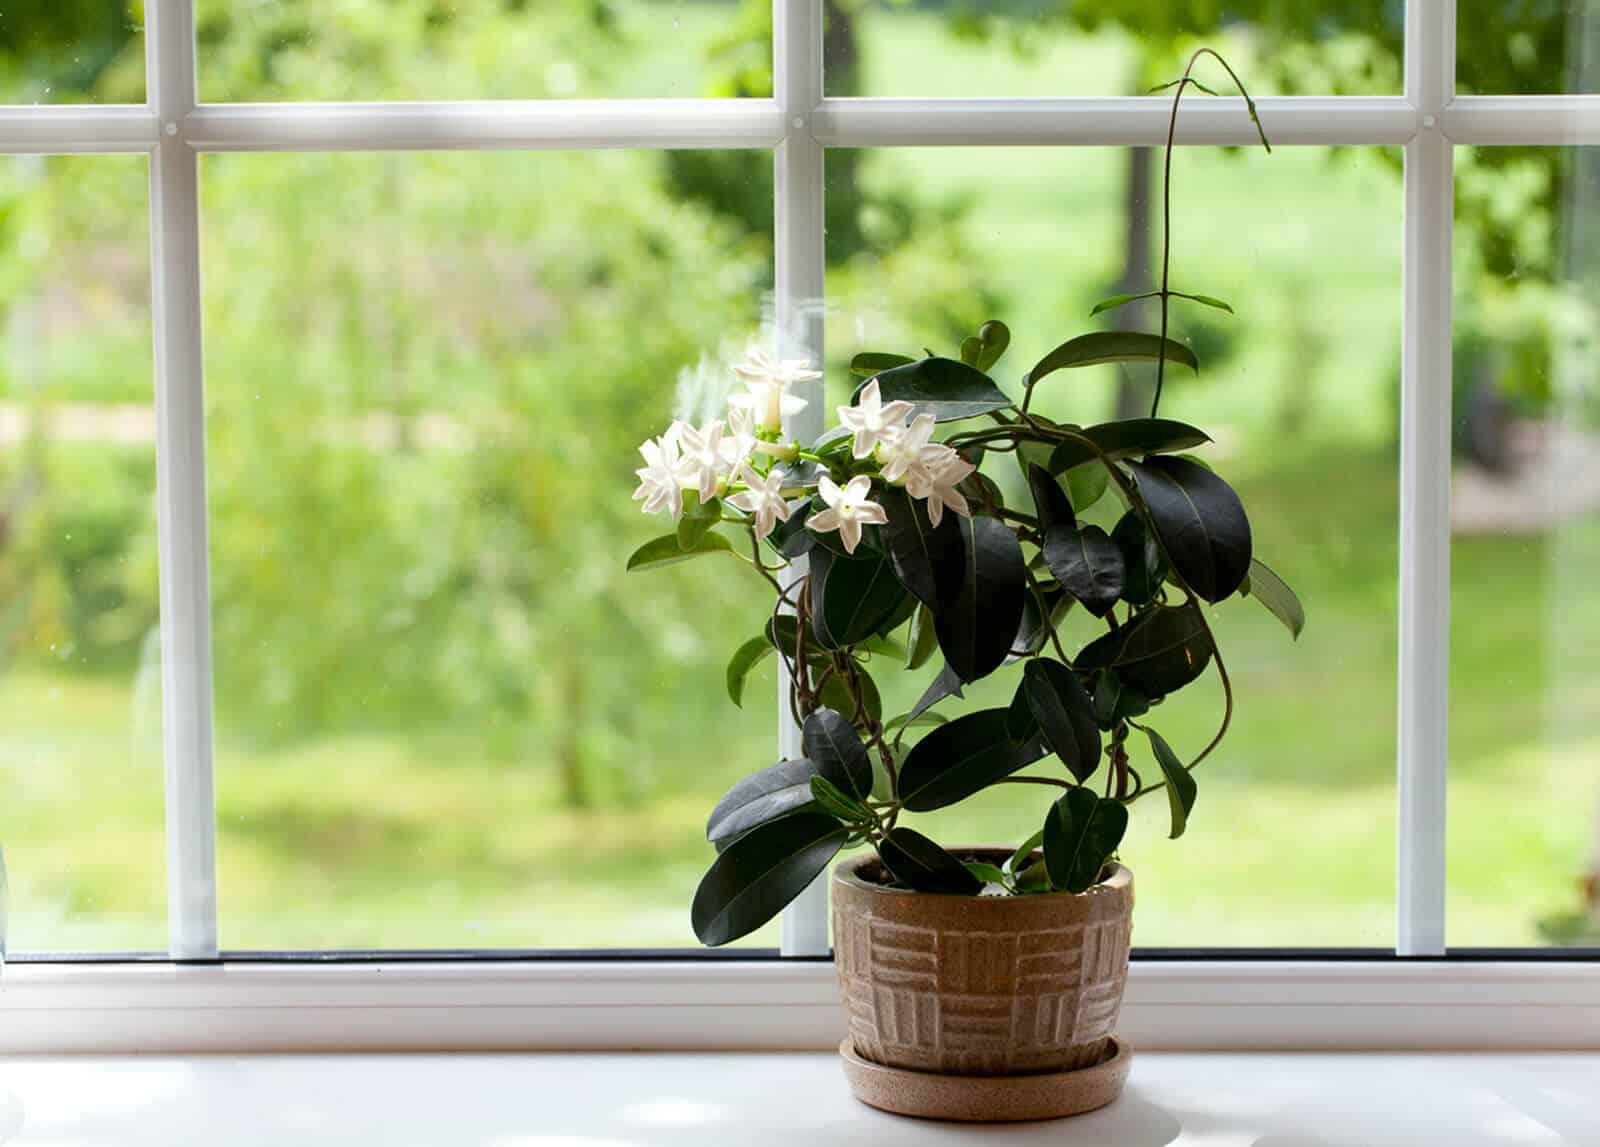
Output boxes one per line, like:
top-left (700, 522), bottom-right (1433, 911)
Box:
top-left (557, 664), bottom-right (588, 809)
top-left (1112, 145), bottom-right (1154, 421)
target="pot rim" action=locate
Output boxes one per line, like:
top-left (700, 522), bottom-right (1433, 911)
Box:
top-left (833, 851), bottom-right (1131, 902)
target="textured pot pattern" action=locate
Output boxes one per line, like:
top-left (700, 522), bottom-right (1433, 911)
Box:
top-left (832, 857), bottom-right (1132, 1077)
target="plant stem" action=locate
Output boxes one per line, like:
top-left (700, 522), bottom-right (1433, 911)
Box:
top-left (1022, 564), bottom-right (1072, 665)
top-left (994, 776), bottom-right (1073, 791)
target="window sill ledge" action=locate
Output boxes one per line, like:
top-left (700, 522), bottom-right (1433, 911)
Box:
top-left (0, 1050), bottom-right (1595, 1145)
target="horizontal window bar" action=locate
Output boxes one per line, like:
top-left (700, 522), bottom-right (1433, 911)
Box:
top-left (0, 105), bottom-right (156, 153)
top-left (183, 99), bottom-right (789, 151)
top-left (1442, 94), bottom-right (1600, 144)
top-left (813, 96), bottom-right (1421, 147)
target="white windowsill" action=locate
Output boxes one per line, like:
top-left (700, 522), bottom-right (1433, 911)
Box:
top-left (0, 1050), bottom-right (1595, 1145)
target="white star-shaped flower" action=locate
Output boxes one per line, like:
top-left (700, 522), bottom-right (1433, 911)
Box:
top-left (875, 412), bottom-right (942, 485)
top-left (838, 379), bottom-right (915, 460)
top-left (918, 452), bottom-right (975, 527)
top-left (807, 474), bottom-right (888, 555)
top-left (728, 344), bottom-right (820, 433)
top-left (721, 404), bottom-right (758, 473)
top-left (726, 463), bottom-right (792, 540)
top-left (632, 427), bottom-right (695, 519)
top-left (677, 419), bottom-right (729, 504)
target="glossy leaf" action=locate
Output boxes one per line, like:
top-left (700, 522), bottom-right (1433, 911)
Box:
top-left (1090, 670), bottom-right (1150, 728)
top-left (705, 758), bottom-right (821, 848)
top-left (809, 549), bottom-right (908, 650)
top-left (1026, 332), bottom-right (1198, 389)
top-left (817, 665), bottom-right (883, 728)
top-left (877, 827), bottom-right (983, 894)
top-left (899, 708), bottom-right (1045, 812)
top-left (626, 531), bottom-right (733, 572)
top-left (725, 636), bottom-right (773, 709)
top-left (1020, 658), bottom-right (1102, 784)
top-left (1089, 292), bottom-right (1155, 317)
top-left (879, 488), bottom-right (965, 611)
top-left (691, 812), bottom-right (849, 946)
top-left (849, 351), bottom-right (915, 378)
top-left (963, 861), bottom-right (1010, 887)
top-left (1126, 455), bottom-right (1252, 603)
top-left (1076, 602), bottom-right (1213, 698)
top-left (1026, 463), bottom-right (1076, 534)
top-left (1112, 510), bottom-right (1168, 607)
top-left (809, 774), bottom-right (875, 824)
top-left (1143, 726), bottom-right (1198, 840)
top-left (677, 495), bottom-right (721, 550)
top-left (854, 357), bottom-right (1012, 423)
top-left (975, 320), bottom-right (1011, 372)
top-left (905, 603), bottom-right (939, 671)
top-left (959, 335), bottom-right (983, 366)
top-left (1180, 292), bottom-right (1234, 314)
top-left (1043, 522), bottom-right (1125, 618)
top-left (1047, 418), bottom-right (1212, 473)
top-left (1241, 558), bottom-right (1305, 639)
top-left (1003, 829), bottom-right (1045, 881)
top-left (885, 710), bottom-right (949, 732)
top-left (766, 500), bottom-right (815, 559)
top-left (934, 514), bottom-right (1026, 683)
top-left (1063, 462), bottom-right (1111, 514)
top-left (904, 661), bottom-right (964, 730)
top-left (1043, 787), bottom-right (1129, 894)
top-left (1009, 581), bottom-right (1069, 665)
top-left (801, 708), bottom-right (874, 800)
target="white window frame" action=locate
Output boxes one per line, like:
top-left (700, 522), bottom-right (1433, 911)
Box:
top-left (1, 0), bottom-right (1598, 1053)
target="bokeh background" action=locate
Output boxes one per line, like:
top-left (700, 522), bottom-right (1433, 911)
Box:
top-left (0, 0), bottom-right (1596, 952)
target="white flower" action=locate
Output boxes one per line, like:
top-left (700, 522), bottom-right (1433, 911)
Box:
top-left (632, 428), bottom-right (695, 519)
top-left (728, 344), bottom-right (819, 432)
top-left (875, 412), bottom-right (941, 485)
top-left (721, 404), bottom-right (758, 472)
top-left (807, 474), bottom-right (888, 555)
top-left (838, 379), bottom-right (914, 460)
top-left (919, 453), bottom-right (976, 527)
top-left (678, 419), bottom-right (730, 504)
top-left (726, 463), bottom-right (792, 540)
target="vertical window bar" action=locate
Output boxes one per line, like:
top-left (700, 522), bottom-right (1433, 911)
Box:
top-left (774, 0), bottom-right (830, 958)
top-left (1396, 0), bottom-right (1455, 957)
top-left (148, 0), bottom-right (220, 961)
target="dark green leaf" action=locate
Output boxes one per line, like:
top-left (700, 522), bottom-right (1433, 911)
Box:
top-left (809, 549), bottom-right (909, 650)
top-left (1047, 418), bottom-right (1212, 473)
top-left (811, 424), bottom-right (855, 460)
top-left (1006, 674), bottom-right (1040, 742)
top-left (725, 636), bottom-right (773, 709)
top-left (906, 603), bottom-right (939, 671)
top-left (1143, 726), bottom-right (1198, 840)
top-left (705, 758), bottom-right (821, 848)
top-left (849, 351), bottom-right (915, 379)
top-left (886, 710), bottom-right (949, 732)
top-left (810, 774), bottom-right (875, 824)
top-left (1042, 523), bottom-right (1124, 618)
top-left (1112, 510), bottom-right (1168, 607)
top-left (1043, 787), bottom-right (1129, 894)
top-left (1076, 602), bottom-right (1213, 698)
top-left (1026, 463), bottom-right (1076, 534)
top-left (817, 665), bottom-right (883, 728)
top-left (1091, 669), bottom-right (1150, 728)
top-left (1009, 580), bottom-right (1069, 666)
top-left (879, 488), bottom-right (965, 611)
top-left (765, 500), bottom-right (815, 559)
top-left (677, 495), bottom-right (721, 550)
top-left (904, 661), bottom-right (964, 730)
top-left (691, 812), bottom-right (849, 946)
top-left (1021, 658), bottom-right (1102, 784)
top-left (899, 708), bottom-right (1046, 812)
top-left (877, 827), bottom-right (983, 894)
top-left (853, 357), bottom-right (1012, 423)
top-left (802, 708), bottom-right (873, 800)
top-left (1126, 456), bottom-right (1252, 603)
top-left (963, 861), bottom-right (1010, 886)
top-left (1241, 557), bottom-right (1305, 639)
top-left (1064, 462), bottom-right (1110, 514)
top-left (626, 531), bottom-right (734, 572)
top-left (959, 335), bottom-right (983, 367)
top-left (1004, 829), bottom-right (1045, 881)
top-left (1026, 332), bottom-right (1198, 389)
top-left (975, 320), bottom-right (1011, 372)
top-left (934, 515), bottom-right (1026, 683)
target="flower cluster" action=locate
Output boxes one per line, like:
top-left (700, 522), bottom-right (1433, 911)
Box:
top-left (632, 345), bottom-right (973, 555)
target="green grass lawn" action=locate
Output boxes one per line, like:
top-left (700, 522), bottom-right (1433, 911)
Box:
top-left (1, 3), bottom-right (1595, 954)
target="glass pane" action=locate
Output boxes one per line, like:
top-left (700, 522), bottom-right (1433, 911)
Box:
top-left (203, 149), bottom-right (776, 950)
top-left (826, 145), bottom-right (1402, 947)
top-left (1457, 2), bottom-right (1597, 94)
top-left (0, 156), bottom-right (162, 953)
top-left (0, 5), bottom-right (144, 104)
top-left (1449, 146), bottom-right (1600, 948)
top-left (198, 0), bottom-right (768, 102)
top-left (833, 1), bottom-right (1400, 97)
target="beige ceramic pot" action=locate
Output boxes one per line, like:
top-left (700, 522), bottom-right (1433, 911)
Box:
top-left (832, 853), bottom-right (1133, 1120)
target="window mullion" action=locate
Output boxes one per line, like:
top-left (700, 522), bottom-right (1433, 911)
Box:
top-left (774, 0), bottom-right (829, 958)
top-left (1395, 0), bottom-right (1456, 957)
top-left (148, 0), bottom-right (220, 961)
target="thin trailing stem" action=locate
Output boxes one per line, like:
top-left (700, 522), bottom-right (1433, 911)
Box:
top-left (994, 775), bottom-right (1073, 791)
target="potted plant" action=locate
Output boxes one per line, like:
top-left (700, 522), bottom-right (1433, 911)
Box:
top-left (627, 53), bottom-right (1300, 1122)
